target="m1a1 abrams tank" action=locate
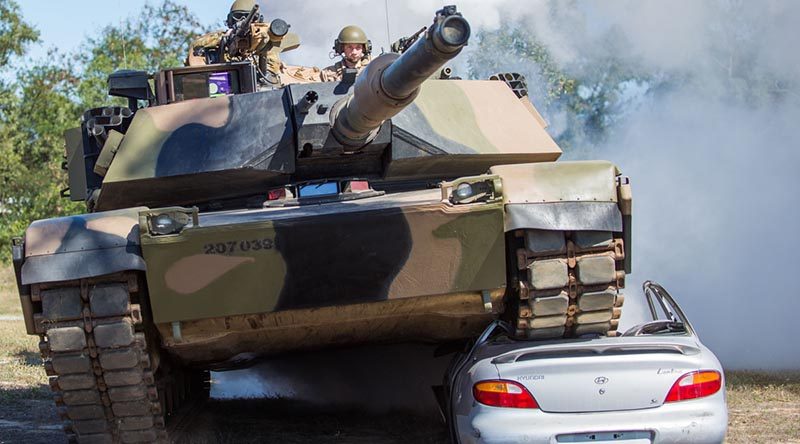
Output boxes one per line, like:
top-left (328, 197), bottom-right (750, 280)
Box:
top-left (11, 6), bottom-right (632, 443)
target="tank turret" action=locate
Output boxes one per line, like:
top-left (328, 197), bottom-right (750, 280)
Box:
top-left (331, 6), bottom-right (470, 147)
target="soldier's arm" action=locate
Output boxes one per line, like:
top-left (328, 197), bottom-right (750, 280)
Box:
top-left (185, 31), bottom-right (225, 66)
top-left (320, 68), bottom-right (332, 82)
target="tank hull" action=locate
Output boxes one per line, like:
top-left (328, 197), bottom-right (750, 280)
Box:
top-left (19, 160), bottom-right (629, 366)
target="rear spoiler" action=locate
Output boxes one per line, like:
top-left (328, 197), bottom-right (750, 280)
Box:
top-left (491, 340), bottom-right (702, 364)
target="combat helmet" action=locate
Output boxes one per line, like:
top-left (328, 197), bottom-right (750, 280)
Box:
top-left (334, 25), bottom-right (372, 56)
top-left (227, 0), bottom-right (257, 27)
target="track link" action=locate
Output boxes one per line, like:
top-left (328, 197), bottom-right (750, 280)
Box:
top-left (31, 272), bottom-right (206, 443)
top-left (514, 229), bottom-right (625, 339)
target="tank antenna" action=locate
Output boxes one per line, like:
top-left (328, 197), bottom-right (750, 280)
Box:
top-left (119, 0), bottom-right (127, 69)
top-left (384, 0), bottom-right (391, 48)
top-left (122, 35), bottom-right (128, 69)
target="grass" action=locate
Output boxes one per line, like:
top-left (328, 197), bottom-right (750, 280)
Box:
top-left (0, 266), bottom-right (48, 402)
top-left (0, 320), bottom-right (49, 401)
top-left (0, 264), bottom-right (21, 316)
top-left (725, 371), bottom-right (800, 443)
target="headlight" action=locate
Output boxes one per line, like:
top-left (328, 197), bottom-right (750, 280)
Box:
top-left (442, 175), bottom-right (503, 205)
top-left (455, 183), bottom-right (474, 200)
top-left (142, 207), bottom-right (197, 236)
top-left (151, 214), bottom-right (185, 235)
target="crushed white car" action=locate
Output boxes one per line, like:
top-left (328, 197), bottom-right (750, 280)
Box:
top-left (447, 282), bottom-right (727, 444)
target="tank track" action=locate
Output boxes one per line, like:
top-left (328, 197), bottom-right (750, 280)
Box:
top-left (513, 229), bottom-right (625, 339)
top-left (32, 272), bottom-right (207, 443)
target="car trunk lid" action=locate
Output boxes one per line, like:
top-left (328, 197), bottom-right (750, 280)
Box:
top-left (493, 338), bottom-right (702, 413)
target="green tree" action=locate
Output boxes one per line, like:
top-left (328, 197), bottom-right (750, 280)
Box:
top-left (1, 0), bottom-right (208, 261)
top-left (0, 0), bottom-right (37, 65)
top-left (0, 0), bottom-right (41, 259)
top-left (0, 58), bottom-right (84, 260)
top-left (77, 0), bottom-right (207, 107)
top-left (468, 22), bottom-right (577, 106)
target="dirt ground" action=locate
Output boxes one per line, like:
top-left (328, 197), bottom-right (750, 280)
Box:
top-left (0, 394), bottom-right (447, 444)
top-left (1, 266), bottom-right (798, 443)
top-left (172, 399), bottom-right (448, 444)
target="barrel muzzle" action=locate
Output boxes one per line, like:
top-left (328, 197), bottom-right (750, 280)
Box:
top-left (331, 5), bottom-right (470, 149)
top-left (432, 12), bottom-right (470, 52)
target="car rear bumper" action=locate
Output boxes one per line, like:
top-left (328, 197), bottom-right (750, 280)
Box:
top-left (457, 393), bottom-right (727, 444)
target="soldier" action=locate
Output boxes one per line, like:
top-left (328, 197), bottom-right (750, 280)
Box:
top-left (226, 0), bottom-right (254, 28)
top-left (185, 0), bottom-right (321, 88)
top-left (187, 0), bottom-right (262, 67)
top-left (321, 25), bottom-right (372, 82)
top-left (186, 0), bottom-right (321, 86)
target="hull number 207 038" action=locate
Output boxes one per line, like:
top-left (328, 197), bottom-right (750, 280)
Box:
top-left (203, 238), bottom-right (275, 255)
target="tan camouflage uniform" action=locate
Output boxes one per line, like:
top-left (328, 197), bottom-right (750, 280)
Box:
top-left (281, 64), bottom-right (322, 84)
top-left (321, 57), bottom-right (371, 82)
top-left (186, 27), bottom-right (322, 85)
top-left (185, 31), bottom-right (227, 66)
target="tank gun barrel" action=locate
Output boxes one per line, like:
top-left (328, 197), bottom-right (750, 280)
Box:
top-left (332, 6), bottom-right (470, 147)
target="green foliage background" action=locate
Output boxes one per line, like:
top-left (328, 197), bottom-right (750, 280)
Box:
top-left (0, 0), bottom-right (206, 261)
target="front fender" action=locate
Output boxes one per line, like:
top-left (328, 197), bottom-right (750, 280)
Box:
top-left (490, 160), bottom-right (632, 272)
top-left (490, 160), bottom-right (623, 232)
top-left (20, 207), bottom-right (148, 285)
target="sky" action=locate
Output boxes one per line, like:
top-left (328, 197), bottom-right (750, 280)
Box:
top-left (18, 1), bottom-right (221, 61)
top-left (15, 0), bottom-right (800, 371)
top-left (18, 0), bottom-right (446, 66)
top-left (16, 0), bottom-right (543, 70)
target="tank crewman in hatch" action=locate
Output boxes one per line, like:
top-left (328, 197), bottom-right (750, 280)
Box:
top-left (321, 25), bottom-right (372, 82)
top-left (186, 0), bottom-right (321, 86)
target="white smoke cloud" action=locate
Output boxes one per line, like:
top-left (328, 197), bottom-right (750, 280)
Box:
top-left (604, 93), bottom-right (800, 370)
top-left (521, 0), bottom-right (800, 369)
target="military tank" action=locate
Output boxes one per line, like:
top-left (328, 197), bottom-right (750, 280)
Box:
top-left (11, 6), bottom-right (632, 443)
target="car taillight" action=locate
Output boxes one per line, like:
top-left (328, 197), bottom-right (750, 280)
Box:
top-left (665, 370), bottom-right (722, 403)
top-left (473, 380), bottom-right (539, 409)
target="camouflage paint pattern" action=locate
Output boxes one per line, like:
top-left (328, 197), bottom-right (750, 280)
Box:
top-left (491, 161), bottom-right (625, 232)
top-left (492, 161), bottom-right (619, 204)
top-left (21, 207), bottom-right (147, 285)
top-left (139, 189), bottom-right (506, 323)
top-left (395, 80), bottom-right (560, 156)
top-left (107, 80), bottom-right (559, 181)
top-left (104, 96), bottom-right (237, 182)
top-left (95, 79), bottom-right (560, 211)
top-left (96, 87), bottom-right (295, 210)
